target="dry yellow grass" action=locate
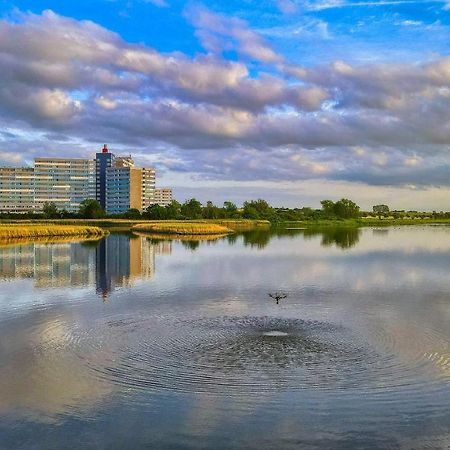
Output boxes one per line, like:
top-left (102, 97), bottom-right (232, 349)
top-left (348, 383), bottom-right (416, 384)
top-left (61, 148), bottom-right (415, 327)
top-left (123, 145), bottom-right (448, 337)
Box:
top-left (0, 224), bottom-right (108, 240)
top-left (0, 235), bottom-right (105, 248)
top-left (132, 222), bottom-right (233, 235)
top-left (134, 232), bottom-right (228, 241)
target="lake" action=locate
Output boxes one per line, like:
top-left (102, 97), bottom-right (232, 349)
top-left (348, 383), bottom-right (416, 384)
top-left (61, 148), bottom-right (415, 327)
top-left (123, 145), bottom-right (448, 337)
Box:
top-left (1, 226), bottom-right (450, 449)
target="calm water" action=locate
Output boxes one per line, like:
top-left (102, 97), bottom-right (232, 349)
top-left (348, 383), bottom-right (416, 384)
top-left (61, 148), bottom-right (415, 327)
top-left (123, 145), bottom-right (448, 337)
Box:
top-left (1, 227), bottom-right (450, 449)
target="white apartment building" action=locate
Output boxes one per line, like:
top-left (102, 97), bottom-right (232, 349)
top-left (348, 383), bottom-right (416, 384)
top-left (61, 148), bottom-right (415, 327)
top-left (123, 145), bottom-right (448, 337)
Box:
top-left (0, 167), bottom-right (35, 213)
top-left (153, 188), bottom-right (172, 207)
top-left (34, 158), bottom-right (96, 213)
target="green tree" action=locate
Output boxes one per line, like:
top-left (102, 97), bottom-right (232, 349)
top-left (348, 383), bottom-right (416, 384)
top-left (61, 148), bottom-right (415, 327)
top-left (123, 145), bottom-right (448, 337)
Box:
top-left (243, 199), bottom-right (273, 220)
top-left (42, 202), bottom-right (59, 219)
top-left (223, 201), bottom-right (239, 218)
top-left (165, 200), bottom-right (182, 219)
top-left (202, 200), bottom-right (220, 219)
top-left (333, 198), bottom-right (360, 219)
top-left (79, 199), bottom-right (105, 219)
top-left (181, 198), bottom-right (203, 219)
top-left (144, 204), bottom-right (167, 220)
top-left (320, 200), bottom-right (335, 217)
top-left (122, 208), bottom-right (141, 219)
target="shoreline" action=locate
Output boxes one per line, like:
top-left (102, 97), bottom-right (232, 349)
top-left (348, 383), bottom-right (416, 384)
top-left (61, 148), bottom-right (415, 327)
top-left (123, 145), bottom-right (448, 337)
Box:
top-left (0, 218), bottom-right (449, 235)
top-left (0, 224), bottom-right (108, 241)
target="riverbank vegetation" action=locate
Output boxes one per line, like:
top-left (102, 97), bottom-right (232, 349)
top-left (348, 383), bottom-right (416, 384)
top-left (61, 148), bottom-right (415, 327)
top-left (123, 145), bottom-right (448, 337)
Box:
top-left (0, 224), bottom-right (108, 240)
top-left (1, 196), bottom-right (449, 227)
top-left (132, 222), bottom-right (233, 235)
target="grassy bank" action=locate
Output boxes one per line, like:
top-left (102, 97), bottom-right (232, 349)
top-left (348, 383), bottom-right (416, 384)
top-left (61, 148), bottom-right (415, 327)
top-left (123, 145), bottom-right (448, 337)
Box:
top-left (132, 222), bottom-right (233, 235)
top-left (0, 235), bottom-right (105, 247)
top-left (0, 224), bottom-right (108, 240)
top-left (280, 217), bottom-right (450, 228)
top-left (134, 232), bottom-right (228, 241)
top-left (0, 219), bottom-right (270, 231)
top-left (1, 217), bottom-right (448, 231)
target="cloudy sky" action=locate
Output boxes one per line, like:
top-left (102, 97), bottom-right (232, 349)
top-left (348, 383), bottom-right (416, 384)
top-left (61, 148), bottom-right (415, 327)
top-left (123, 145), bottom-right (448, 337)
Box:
top-left (1, 0), bottom-right (450, 209)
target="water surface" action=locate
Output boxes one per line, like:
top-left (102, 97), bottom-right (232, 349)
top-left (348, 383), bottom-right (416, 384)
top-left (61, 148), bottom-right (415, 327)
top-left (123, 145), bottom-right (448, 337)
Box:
top-left (1, 227), bottom-right (450, 449)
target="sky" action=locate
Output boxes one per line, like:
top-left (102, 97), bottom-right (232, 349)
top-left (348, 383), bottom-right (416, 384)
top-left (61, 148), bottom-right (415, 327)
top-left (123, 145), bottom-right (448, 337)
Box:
top-left (1, 0), bottom-right (450, 209)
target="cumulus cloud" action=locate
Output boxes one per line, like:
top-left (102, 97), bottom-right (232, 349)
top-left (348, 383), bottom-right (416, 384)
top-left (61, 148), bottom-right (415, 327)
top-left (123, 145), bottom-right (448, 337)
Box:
top-left (185, 5), bottom-right (283, 63)
top-left (1, 8), bottom-right (450, 196)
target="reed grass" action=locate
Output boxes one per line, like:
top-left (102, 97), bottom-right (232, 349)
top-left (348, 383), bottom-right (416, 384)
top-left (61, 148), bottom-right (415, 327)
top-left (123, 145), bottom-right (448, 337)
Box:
top-left (0, 224), bottom-right (108, 240)
top-left (132, 222), bottom-right (233, 235)
top-left (0, 235), bottom-right (104, 247)
top-left (134, 232), bottom-right (228, 241)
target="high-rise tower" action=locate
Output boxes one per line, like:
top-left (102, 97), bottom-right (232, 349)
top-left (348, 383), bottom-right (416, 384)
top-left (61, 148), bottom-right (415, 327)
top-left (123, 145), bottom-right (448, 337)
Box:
top-left (95, 144), bottom-right (115, 209)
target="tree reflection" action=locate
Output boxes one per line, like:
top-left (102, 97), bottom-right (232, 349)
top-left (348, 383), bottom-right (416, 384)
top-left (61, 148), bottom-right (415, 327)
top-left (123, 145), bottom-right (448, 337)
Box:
top-left (302, 227), bottom-right (361, 249)
top-left (240, 226), bottom-right (361, 250)
top-left (181, 240), bottom-right (200, 251)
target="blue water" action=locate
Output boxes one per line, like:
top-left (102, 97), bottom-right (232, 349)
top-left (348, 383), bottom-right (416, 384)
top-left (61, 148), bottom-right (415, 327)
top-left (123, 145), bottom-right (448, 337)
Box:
top-left (1, 227), bottom-right (450, 449)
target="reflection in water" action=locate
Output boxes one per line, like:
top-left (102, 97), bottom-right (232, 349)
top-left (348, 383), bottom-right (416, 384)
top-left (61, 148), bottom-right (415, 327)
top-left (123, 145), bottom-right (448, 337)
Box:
top-left (2, 227), bottom-right (450, 448)
top-left (0, 234), bottom-right (172, 299)
top-left (241, 226), bottom-right (361, 249)
top-left (302, 227), bottom-right (361, 249)
top-left (0, 226), bottom-right (362, 295)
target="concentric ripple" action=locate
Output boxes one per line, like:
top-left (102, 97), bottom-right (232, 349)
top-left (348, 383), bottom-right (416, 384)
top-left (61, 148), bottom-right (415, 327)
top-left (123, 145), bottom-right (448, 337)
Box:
top-left (49, 314), bottom-right (442, 399)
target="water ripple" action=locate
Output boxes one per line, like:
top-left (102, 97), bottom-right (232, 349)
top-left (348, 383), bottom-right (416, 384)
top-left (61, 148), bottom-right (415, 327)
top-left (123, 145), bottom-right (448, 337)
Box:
top-left (53, 314), bottom-right (449, 403)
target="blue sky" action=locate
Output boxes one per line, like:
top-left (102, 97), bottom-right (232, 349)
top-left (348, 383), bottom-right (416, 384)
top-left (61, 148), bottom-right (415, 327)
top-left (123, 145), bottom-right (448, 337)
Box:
top-left (1, 0), bottom-right (450, 209)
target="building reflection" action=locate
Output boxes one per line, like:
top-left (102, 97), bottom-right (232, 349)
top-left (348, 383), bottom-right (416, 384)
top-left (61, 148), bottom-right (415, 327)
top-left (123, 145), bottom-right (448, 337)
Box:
top-left (0, 235), bottom-right (172, 298)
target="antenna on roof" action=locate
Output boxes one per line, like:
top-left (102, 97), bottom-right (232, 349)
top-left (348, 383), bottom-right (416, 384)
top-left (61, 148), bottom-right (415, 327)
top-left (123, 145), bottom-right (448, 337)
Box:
top-left (102, 144), bottom-right (108, 153)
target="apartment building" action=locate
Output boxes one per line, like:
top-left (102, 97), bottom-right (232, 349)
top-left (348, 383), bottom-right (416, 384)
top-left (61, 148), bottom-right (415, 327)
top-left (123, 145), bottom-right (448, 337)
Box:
top-left (34, 158), bottom-right (96, 213)
top-left (153, 188), bottom-right (173, 207)
top-left (105, 166), bottom-right (141, 214)
top-left (0, 145), bottom-right (162, 214)
top-left (105, 166), bottom-right (156, 214)
top-left (0, 167), bottom-right (35, 213)
top-left (95, 145), bottom-right (115, 210)
top-left (142, 168), bottom-right (156, 211)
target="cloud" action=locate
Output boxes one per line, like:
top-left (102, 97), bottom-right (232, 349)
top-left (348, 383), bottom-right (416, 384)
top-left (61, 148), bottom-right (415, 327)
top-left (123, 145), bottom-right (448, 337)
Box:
top-left (1, 8), bottom-right (450, 201)
top-left (144, 0), bottom-right (169, 6)
top-left (260, 19), bottom-right (330, 40)
top-left (276, 0), bottom-right (299, 14)
top-left (299, 0), bottom-right (438, 11)
top-left (185, 5), bottom-right (283, 63)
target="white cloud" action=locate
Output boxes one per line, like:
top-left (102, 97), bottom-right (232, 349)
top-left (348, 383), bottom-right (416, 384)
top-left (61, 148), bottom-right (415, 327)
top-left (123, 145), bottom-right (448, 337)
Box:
top-left (1, 9), bottom-right (450, 201)
top-left (186, 5), bottom-right (283, 63)
top-left (276, 0), bottom-right (299, 13)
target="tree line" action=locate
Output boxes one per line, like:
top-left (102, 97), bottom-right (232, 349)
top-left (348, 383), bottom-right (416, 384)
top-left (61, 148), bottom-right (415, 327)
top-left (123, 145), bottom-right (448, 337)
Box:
top-left (33, 197), bottom-right (363, 221)
top-left (2, 197), bottom-right (448, 221)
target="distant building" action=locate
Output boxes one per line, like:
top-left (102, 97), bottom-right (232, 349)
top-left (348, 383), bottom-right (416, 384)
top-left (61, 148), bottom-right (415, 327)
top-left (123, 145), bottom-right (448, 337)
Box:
top-left (98, 145), bottom-right (156, 214)
top-left (34, 157), bottom-right (96, 213)
top-left (0, 167), bottom-right (35, 213)
top-left (114, 155), bottom-right (134, 168)
top-left (142, 168), bottom-right (156, 211)
top-left (96, 144), bottom-right (115, 210)
top-left (105, 166), bottom-right (156, 214)
top-left (106, 166), bottom-right (143, 214)
top-left (152, 188), bottom-right (173, 207)
top-left (0, 145), bottom-right (163, 214)
top-left (373, 204), bottom-right (389, 214)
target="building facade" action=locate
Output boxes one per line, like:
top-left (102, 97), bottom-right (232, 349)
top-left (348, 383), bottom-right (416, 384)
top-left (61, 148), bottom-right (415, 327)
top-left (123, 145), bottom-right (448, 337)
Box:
top-left (142, 168), bottom-right (156, 211)
top-left (105, 167), bottom-right (141, 214)
top-left (0, 145), bottom-right (161, 214)
top-left (34, 158), bottom-right (96, 213)
top-left (153, 188), bottom-right (173, 207)
top-left (0, 167), bottom-right (35, 213)
top-left (105, 166), bottom-right (156, 214)
top-left (96, 145), bottom-right (115, 210)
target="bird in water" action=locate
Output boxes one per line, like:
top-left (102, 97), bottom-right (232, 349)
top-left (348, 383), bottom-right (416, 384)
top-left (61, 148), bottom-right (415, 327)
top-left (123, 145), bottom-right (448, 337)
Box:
top-left (268, 292), bottom-right (287, 305)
